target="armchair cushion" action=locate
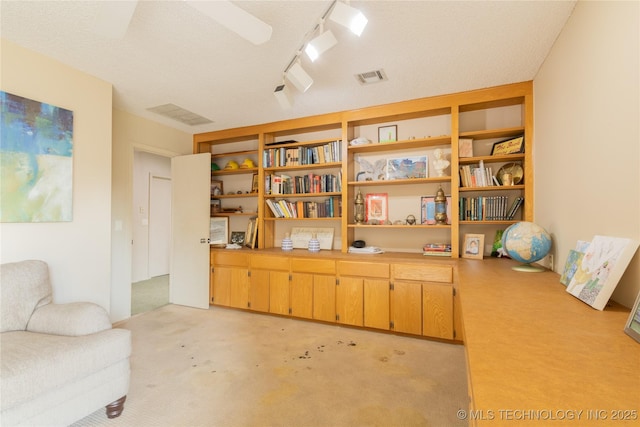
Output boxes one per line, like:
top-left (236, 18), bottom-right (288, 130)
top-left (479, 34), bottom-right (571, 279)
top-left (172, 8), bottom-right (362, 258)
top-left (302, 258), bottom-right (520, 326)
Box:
top-left (0, 260), bottom-right (52, 333)
top-left (27, 302), bottom-right (112, 336)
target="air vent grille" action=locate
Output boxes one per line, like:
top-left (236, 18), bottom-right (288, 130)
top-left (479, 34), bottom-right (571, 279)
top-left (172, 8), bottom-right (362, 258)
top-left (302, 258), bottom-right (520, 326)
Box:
top-left (355, 69), bottom-right (388, 85)
top-left (147, 103), bottom-right (213, 126)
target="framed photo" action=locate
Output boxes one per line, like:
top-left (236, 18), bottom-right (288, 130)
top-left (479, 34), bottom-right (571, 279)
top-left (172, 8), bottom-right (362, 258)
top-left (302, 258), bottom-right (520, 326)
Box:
top-left (624, 290), bottom-right (640, 343)
top-left (491, 136), bottom-right (524, 155)
top-left (365, 193), bottom-right (388, 223)
top-left (211, 180), bottom-right (224, 197)
top-left (378, 125), bottom-right (397, 143)
top-left (386, 155), bottom-right (427, 180)
top-left (209, 217), bottom-right (228, 245)
top-left (251, 173), bottom-right (259, 193)
top-left (245, 216), bottom-right (258, 249)
top-left (210, 198), bottom-right (221, 215)
top-left (459, 138), bottom-right (474, 158)
top-left (230, 231), bottom-right (245, 245)
top-left (462, 233), bottom-right (484, 259)
top-left (421, 195), bottom-right (452, 225)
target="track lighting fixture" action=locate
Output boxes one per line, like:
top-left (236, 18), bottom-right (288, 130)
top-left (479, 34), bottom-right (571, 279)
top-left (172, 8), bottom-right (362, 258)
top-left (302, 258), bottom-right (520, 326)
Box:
top-left (273, 84), bottom-right (293, 109)
top-left (286, 62), bottom-right (314, 93)
top-left (305, 24), bottom-right (338, 62)
top-left (330, 1), bottom-right (368, 36)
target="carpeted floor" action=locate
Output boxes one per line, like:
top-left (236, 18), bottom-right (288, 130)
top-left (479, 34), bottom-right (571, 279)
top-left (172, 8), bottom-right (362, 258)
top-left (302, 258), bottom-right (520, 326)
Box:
top-left (131, 275), bottom-right (169, 315)
top-left (74, 304), bottom-right (468, 427)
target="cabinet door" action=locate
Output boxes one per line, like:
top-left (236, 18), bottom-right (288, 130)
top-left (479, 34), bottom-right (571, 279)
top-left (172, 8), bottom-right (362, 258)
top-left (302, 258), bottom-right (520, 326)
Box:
top-left (290, 273), bottom-right (313, 319)
top-left (391, 280), bottom-right (422, 335)
top-left (212, 266), bottom-right (233, 307)
top-left (364, 279), bottom-right (390, 330)
top-left (336, 277), bottom-right (363, 326)
top-left (269, 271), bottom-right (290, 316)
top-left (422, 282), bottom-right (454, 339)
top-left (229, 267), bottom-right (249, 309)
top-left (249, 269), bottom-right (270, 313)
top-left (313, 275), bottom-right (336, 323)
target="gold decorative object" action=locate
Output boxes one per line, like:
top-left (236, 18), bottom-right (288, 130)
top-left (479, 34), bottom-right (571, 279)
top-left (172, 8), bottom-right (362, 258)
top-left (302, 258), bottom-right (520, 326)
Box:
top-left (354, 190), bottom-right (365, 224)
top-left (435, 186), bottom-right (447, 225)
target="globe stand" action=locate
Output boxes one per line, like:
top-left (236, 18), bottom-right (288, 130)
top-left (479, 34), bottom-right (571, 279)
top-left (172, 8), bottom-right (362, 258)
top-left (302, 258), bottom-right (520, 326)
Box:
top-left (512, 264), bottom-right (546, 273)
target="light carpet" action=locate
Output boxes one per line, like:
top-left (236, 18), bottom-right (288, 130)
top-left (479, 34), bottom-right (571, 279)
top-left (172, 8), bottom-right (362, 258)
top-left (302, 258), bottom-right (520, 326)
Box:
top-left (131, 275), bottom-right (169, 316)
top-left (74, 304), bottom-right (468, 427)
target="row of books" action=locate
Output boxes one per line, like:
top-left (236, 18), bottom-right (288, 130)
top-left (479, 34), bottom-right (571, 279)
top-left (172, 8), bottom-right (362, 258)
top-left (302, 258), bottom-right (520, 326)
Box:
top-left (460, 196), bottom-right (524, 221)
top-left (423, 243), bottom-right (452, 257)
top-left (265, 196), bottom-right (342, 219)
top-left (263, 140), bottom-right (342, 167)
top-left (459, 160), bottom-right (499, 187)
top-left (267, 172), bottom-right (341, 195)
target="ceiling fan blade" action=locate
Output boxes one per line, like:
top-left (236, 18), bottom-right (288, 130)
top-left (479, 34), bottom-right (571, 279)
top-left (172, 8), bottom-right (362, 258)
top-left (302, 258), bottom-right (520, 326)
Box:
top-left (185, 0), bottom-right (272, 45)
top-left (92, 1), bottom-right (139, 39)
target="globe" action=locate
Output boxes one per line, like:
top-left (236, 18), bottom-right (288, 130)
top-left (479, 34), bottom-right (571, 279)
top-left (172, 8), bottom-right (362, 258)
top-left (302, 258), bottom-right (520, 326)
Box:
top-left (501, 221), bottom-right (552, 272)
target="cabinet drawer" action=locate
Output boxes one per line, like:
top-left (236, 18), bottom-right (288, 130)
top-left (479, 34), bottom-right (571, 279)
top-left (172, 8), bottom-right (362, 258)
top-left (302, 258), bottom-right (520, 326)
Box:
top-left (337, 261), bottom-right (389, 279)
top-left (250, 254), bottom-right (290, 271)
top-left (212, 251), bottom-right (249, 267)
top-left (392, 263), bottom-right (452, 283)
top-left (291, 258), bottom-right (336, 275)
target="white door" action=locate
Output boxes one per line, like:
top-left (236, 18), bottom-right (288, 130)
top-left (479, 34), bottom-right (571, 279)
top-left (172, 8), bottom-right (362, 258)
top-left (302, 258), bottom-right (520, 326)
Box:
top-left (170, 153), bottom-right (211, 309)
top-left (149, 175), bottom-right (171, 277)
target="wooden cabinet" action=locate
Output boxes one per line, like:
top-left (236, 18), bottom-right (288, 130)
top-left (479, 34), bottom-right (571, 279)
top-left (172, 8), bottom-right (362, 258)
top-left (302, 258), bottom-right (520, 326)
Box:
top-left (247, 254), bottom-right (287, 313)
top-left (290, 258), bottom-right (336, 322)
top-left (337, 260), bottom-right (390, 328)
top-left (391, 263), bottom-right (454, 338)
top-left (211, 251), bottom-right (249, 308)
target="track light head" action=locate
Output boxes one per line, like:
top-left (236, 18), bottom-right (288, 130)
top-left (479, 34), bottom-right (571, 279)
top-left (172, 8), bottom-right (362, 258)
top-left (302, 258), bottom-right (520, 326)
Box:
top-left (329, 1), bottom-right (368, 36)
top-left (274, 84), bottom-right (293, 109)
top-left (305, 30), bottom-right (338, 62)
top-left (286, 62), bottom-right (314, 93)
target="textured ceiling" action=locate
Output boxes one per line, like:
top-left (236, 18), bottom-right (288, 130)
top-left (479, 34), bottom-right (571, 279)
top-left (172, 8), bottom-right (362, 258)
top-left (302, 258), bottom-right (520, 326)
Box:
top-left (1, 1), bottom-right (576, 134)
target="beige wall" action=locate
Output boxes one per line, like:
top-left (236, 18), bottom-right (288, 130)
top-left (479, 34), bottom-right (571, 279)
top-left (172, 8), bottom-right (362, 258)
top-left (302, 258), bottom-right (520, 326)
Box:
top-left (0, 39), bottom-right (113, 308)
top-left (534, 1), bottom-right (639, 307)
top-left (110, 108), bottom-right (191, 321)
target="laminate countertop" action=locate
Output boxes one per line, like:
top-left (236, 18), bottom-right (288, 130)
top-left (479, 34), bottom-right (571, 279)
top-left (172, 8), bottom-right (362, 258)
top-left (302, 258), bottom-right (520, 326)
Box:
top-left (457, 257), bottom-right (639, 426)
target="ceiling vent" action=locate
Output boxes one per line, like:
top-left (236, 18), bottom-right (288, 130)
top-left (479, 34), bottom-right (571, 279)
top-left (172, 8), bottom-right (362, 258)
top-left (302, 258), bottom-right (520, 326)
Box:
top-left (355, 69), bottom-right (388, 85)
top-left (147, 104), bottom-right (213, 126)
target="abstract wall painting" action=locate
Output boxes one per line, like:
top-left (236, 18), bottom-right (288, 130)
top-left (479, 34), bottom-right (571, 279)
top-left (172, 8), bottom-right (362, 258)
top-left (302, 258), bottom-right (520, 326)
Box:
top-left (566, 235), bottom-right (639, 310)
top-left (0, 91), bottom-right (73, 222)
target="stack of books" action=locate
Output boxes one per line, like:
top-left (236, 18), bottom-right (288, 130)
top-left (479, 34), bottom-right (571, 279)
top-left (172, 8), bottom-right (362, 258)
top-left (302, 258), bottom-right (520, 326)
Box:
top-left (423, 243), bottom-right (452, 257)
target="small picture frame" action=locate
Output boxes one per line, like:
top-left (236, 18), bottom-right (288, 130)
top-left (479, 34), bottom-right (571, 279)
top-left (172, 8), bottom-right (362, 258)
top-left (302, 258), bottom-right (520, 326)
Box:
top-left (230, 231), bottom-right (245, 245)
top-left (623, 290), bottom-right (640, 344)
top-left (245, 217), bottom-right (258, 249)
top-left (491, 136), bottom-right (524, 155)
top-left (378, 125), bottom-right (397, 143)
top-left (209, 217), bottom-right (229, 245)
top-left (210, 198), bottom-right (221, 215)
top-left (251, 173), bottom-right (259, 193)
top-left (462, 233), bottom-right (484, 259)
top-left (211, 180), bottom-right (224, 197)
top-left (365, 193), bottom-right (388, 223)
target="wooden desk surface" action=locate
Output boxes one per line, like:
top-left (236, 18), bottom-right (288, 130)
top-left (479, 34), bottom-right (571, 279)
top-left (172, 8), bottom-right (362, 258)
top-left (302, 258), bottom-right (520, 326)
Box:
top-left (458, 257), bottom-right (640, 426)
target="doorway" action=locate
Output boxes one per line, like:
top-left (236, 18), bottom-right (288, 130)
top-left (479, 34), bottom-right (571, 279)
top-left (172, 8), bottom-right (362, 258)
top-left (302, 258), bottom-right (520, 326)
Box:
top-left (132, 151), bottom-right (172, 314)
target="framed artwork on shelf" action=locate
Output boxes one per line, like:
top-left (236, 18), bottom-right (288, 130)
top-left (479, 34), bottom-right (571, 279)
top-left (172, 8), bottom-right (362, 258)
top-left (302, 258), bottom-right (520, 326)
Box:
top-left (245, 217), bottom-right (258, 249)
top-left (462, 233), bottom-right (484, 260)
top-left (251, 174), bottom-right (259, 193)
top-left (624, 290), bottom-right (640, 343)
top-left (459, 138), bottom-right (474, 158)
top-left (378, 125), bottom-right (397, 143)
top-left (421, 195), bottom-right (452, 225)
top-left (491, 136), bottom-right (524, 155)
top-left (210, 198), bottom-right (221, 215)
top-left (386, 155), bottom-right (427, 180)
top-left (211, 180), bottom-right (224, 197)
top-left (209, 217), bottom-right (228, 245)
top-left (365, 193), bottom-right (388, 223)
top-left (230, 231), bottom-right (245, 245)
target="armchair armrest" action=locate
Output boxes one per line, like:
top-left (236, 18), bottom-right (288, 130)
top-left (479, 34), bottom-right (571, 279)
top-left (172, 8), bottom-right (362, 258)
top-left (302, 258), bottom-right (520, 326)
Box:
top-left (26, 302), bottom-right (112, 336)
